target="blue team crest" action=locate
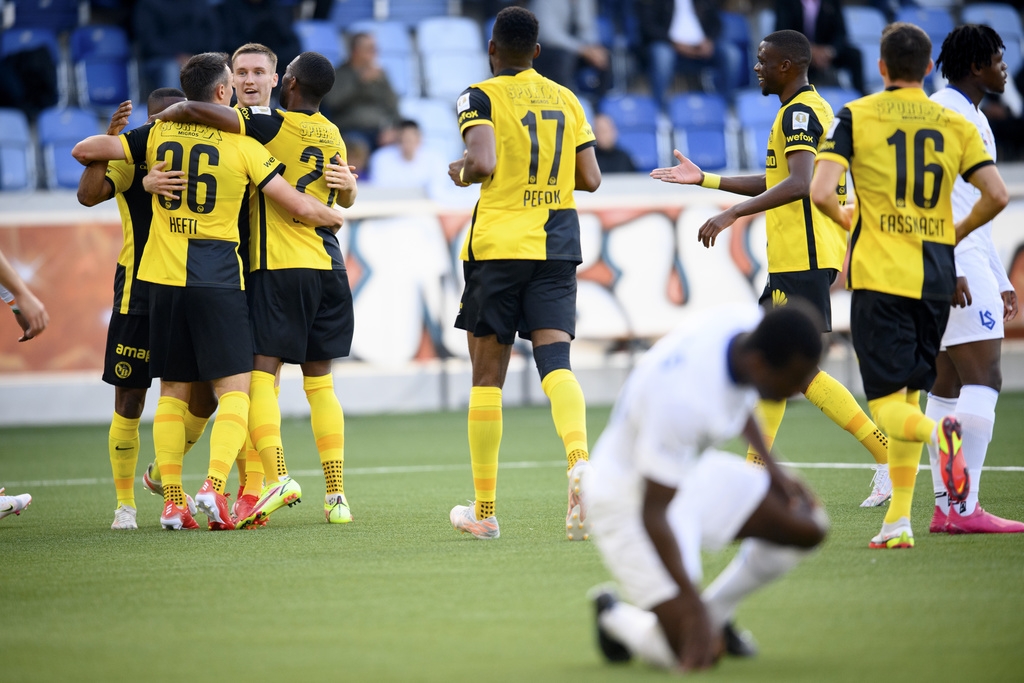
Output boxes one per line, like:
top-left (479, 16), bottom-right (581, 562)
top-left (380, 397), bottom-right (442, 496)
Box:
top-left (980, 310), bottom-right (996, 330)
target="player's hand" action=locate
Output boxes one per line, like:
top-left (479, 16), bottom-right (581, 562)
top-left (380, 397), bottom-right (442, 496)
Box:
top-left (952, 276), bottom-right (972, 308)
top-left (106, 101), bottom-right (132, 136)
top-left (650, 150), bottom-right (703, 185)
top-left (675, 599), bottom-right (721, 673)
top-left (697, 209), bottom-right (736, 248)
top-left (325, 160), bottom-right (358, 192)
top-left (449, 152), bottom-right (471, 187)
top-left (12, 292), bottom-right (47, 341)
top-left (1002, 289), bottom-right (1018, 321)
top-left (143, 160), bottom-right (186, 199)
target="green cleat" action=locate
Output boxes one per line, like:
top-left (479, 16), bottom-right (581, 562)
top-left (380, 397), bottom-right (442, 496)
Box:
top-left (324, 493), bottom-right (353, 524)
top-left (237, 476), bottom-right (301, 529)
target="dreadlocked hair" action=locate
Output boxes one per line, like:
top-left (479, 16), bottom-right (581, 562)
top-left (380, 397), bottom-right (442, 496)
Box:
top-left (937, 24), bottom-right (1005, 82)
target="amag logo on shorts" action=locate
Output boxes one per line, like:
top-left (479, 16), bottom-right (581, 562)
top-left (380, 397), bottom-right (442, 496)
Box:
top-left (116, 344), bottom-right (150, 363)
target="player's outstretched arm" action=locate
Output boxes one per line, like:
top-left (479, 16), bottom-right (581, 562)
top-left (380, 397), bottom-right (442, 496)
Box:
top-left (72, 135), bottom-right (128, 165)
top-left (0, 248), bottom-right (47, 341)
top-left (147, 100), bottom-right (241, 134)
top-left (652, 150), bottom-right (766, 197)
top-left (810, 158), bottom-right (853, 230)
top-left (262, 174), bottom-right (343, 230)
top-left (575, 145), bottom-right (601, 192)
top-left (956, 165), bottom-right (1009, 245)
top-left (77, 101), bottom-right (133, 206)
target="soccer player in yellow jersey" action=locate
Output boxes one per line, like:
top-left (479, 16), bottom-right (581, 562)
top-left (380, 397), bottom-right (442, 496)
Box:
top-left (73, 52), bottom-right (345, 531)
top-left (651, 30), bottom-right (893, 507)
top-left (811, 23), bottom-right (1009, 548)
top-left (446, 6), bottom-right (602, 540)
top-left (152, 50), bottom-right (358, 528)
top-left (76, 90), bottom-right (220, 530)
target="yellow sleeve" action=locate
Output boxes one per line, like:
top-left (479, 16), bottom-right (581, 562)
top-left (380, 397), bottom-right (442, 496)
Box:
top-left (239, 136), bottom-right (284, 189)
top-left (105, 159), bottom-right (134, 195)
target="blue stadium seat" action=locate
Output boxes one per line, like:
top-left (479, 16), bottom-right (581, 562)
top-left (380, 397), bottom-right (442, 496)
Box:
top-left (294, 20), bottom-right (346, 68)
top-left (387, 0), bottom-right (449, 27)
top-left (328, 0), bottom-right (376, 30)
top-left (422, 52), bottom-right (489, 100)
top-left (70, 25), bottom-right (135, 111)
top-left (1003, 39), bottom-right (1023, 76)
top-left (417, 16), bottom-right (482, 55)
top-left (10, 0), bottom-right (81, 33)
top-left (599, 94), bottom-right (661, 171)
top-left (669, 93), bottom-right (729, 171)
top-left (379, 52), bottom-right (420, 98)
top-left (842, 6), bottom-right (888, 45)
top-left (37, 106), bottom-right (99, 189)
top-left (961, 4), bottom-right (1024, 73)
top-left (720, 11), bottom-right (752, 89)
top-left (348, 20), bottom-right (413, 56)
top-left (126, 102), bottom-right (150, 130)
top-left (483, 16), bottom-right (496, 49)
top-left (814, 86), bottom-right (860, 115)
top-left (894, 7), bottom-right (954, 63)
top-left (0, 108), bottom-right (36, 190)
top-left (734, 88), bottom-right (779, 169)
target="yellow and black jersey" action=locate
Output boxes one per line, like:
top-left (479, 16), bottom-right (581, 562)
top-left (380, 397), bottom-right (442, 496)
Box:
top-left (104, 158), bottom-right (153, 314)
top-left (765, 85), bottom-right (847, 273)
top-left (121, 120), bottom-right (284, 289)
top-left (456, 68), bottom-right (596, 262)
top-left (236, 106), bottom-right (346, 271)
top-left (818, 87), bottom-right (993, 300)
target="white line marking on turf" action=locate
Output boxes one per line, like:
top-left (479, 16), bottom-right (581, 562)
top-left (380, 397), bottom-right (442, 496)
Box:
top-left (6, 460), bottom-right (1024, 488)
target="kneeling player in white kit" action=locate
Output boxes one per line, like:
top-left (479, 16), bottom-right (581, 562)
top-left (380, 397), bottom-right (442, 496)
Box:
top-left (584, 302), bottom-right (829, 672)
top-left (926, 25), bottom-right (1024, 534)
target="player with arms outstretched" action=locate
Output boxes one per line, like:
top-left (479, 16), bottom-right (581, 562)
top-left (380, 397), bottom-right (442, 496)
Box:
top-left (446, 6), bottom-right (602, 540)
top-left (811, 23), bottom-right (1009, 548)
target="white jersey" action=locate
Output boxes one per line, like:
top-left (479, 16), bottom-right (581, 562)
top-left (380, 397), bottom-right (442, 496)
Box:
top-left (593, 304), bottom-right (762, 501)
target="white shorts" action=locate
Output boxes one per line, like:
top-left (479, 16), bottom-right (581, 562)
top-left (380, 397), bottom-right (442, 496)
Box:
top-left (942, 247), bottom-right (1004, 349)
top-left (585, 449), bottom-right (770, 611)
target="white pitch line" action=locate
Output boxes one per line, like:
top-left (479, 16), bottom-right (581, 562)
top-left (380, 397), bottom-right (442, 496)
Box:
top-left (4, 460), bottom-right (1024, 489)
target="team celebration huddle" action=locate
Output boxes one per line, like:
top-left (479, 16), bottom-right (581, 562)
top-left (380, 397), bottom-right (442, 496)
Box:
top-left (1, 3), bottom-right (1017, 675)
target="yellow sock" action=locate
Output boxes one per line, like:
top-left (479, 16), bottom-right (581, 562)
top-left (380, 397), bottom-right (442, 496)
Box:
top-left (182, 410), bottom-right (210, 455)
top-left (250, 370), bottom-right (288, 482)
top-left (305, 374), bottom-right (345, 496)
top-left (242, 434), bottom-right (264, 497)
top-left (747, 399), bottom-right (786, 467)
top-left (884, 438), bottom-right (923, 524)
top-left (154, 396), bottom-right (188, 507)
top-left (868, 390), bottom-right (935, 444)
top-left (804, 371), bottom-right (888, 464)
top-left (235, 447), bottom-right (247, 494)
top-left (540, 369), bottom-right (588, 471)
top-left (469, 386), bottom-right (502, 520)
top-left (109, 412), bottom-right (140, 508)
top-left (208, 391), bottom-right (249, 495)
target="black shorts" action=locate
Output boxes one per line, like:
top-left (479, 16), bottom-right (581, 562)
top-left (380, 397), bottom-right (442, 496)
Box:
top-left (850, 290), bottom-right (950, 401)
top-left (149, 284), bottom-right (253, 382)
top-left (248, 268), bottom-right (354, 364)
top-left (455, 259), bottom-right (578, 345)
top-left (102, 311), bottom-right (152, 389)
top-left (758, 268), bottom-right (838, 333)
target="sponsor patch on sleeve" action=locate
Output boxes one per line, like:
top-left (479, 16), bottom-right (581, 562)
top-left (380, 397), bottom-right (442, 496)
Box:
top-left (457, 93), bottom-right (470, 113)
top-left (792, 111), bottom-right (809, 131)
top-left (250, 106), bottom-right (271, 115)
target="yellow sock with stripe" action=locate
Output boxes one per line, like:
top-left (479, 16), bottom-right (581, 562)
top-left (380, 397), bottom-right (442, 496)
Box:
top-left (250, 370), bottom-right (288, 482)
top-left (154, 396), bottom-right (188, 507)
top-left (109, 412), bottom-right (140, 508)
top-left (182, 410), bottom-right (209, 455)
top-left (869, 390), bottom-right (933, 524)
top-left (746, 399), bottom-right (786, 467)
top-left (882, 437), bottom-right (923, 524)
top-left (242, 434), bottom-right (264, 497)
top-left (469, 386), bottom-right (502, 520)
top-left (804, 370), bottom-right (888, 464)
top-left (207, 391), bottom-right (249, 495)
top-left (305, 374), bottom-right (346, 496)
top-left (540, 368), bottom-right (589, 471)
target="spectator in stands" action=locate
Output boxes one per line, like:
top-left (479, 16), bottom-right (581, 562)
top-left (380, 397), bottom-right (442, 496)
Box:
top-left (0, 42), bottom-right (58, 121)
top-left (343, 134), bottom-right (371, 180)
top-left (774, 0), bottom-right (866, 95)
top-left (134, 0), bottom-right (222, 96)
top-left (219, 0), bottom-right (301, 82)
top-left (367, 119), bottom-right (447, 196)
top-left (531, 0), bottom-right (611, 102)
top-left (322, 32), bottom-right (400, 151)
top-left (635, 0), bottom-right (742, 110)
top-left (593, 113), bottom-right (636, 173)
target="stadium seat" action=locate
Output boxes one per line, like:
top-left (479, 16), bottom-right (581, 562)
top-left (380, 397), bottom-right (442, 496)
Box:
top-left (328, 0), bottom-right (376, 30)
top-left (126, 103), bottom-right (150, 130)
top-left (483, 16), bottom-right (496, 49)
top-left (669, 93), bottom-right (729, 171)
top-left (398, 96), bottom-right (462, 160)
top-left (842, 6), bottom-right (888, 45)
top-left (720, 11), bottom-right (753, 89)
top-left (386, 0), bottom-right (450, 27)
top-left (348, 20), bottom-right (413, 56)
top-left (379, 52), bottom-right (420, 98)
top-left (70, 25), bottom-right (135, 112)
top-left (294, 20), bottom-right (346, 68)
top-left (961, 4), bottom-right (1024, 73)
top-left (599, 94), bottom-right (661, 171)
top-left (0, 108), bottom-right (36, 190)
top-left (10, 0), bottom-right (81, 33)
top-left (815, 86), bottom-right (860, 115)
top-left (417, 17), bottom-right (482, 55)
top-left (37, 106), bottom-right (100, 190)
top-left (421, 52), bottom-right (489, 100)
top-left (734, 88), bottom-right (779, 169)
top-left (894, 7), bottom-right (954, 63)
top-left (1003, 39), bottom-right (1023, 76)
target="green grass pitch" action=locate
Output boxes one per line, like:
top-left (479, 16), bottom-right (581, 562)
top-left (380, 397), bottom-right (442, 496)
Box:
top-left (2, 395), bottom-right (1023, 681)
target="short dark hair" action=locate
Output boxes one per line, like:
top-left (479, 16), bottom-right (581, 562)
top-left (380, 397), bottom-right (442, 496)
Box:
top-left (936, 24), bottom-right (1005, 82)
top-left (881, 22), bottom-right (932, 82)
top-left (291, 51), bottom-right (335, 100)
top-left (492, 6), bottom-right (538, 60)
top-left (749, 300), bottom-right (824, 370)
top-left (397, 118), bottom-right (420, 132)
top-left (763, 29), bottom-right (811, 70)
top-left (147, 87), bottom-right (185, 117)
top-left (179, 52), bottom-right (230, 102)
